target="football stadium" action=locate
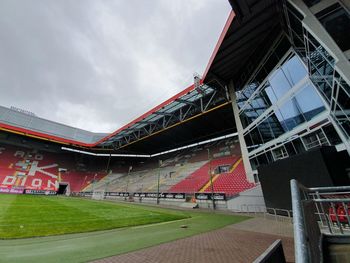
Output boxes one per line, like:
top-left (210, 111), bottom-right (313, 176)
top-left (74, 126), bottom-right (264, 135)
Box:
top-left (1, 0), bottom-right (350, 262)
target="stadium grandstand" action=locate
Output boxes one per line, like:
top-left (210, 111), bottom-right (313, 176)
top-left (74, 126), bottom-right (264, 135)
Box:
top-left (1, 0), bottom-right (350, 262)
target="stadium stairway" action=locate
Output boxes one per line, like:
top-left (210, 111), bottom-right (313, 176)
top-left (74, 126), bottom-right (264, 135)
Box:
top-left (58, 170), bottom-right (106, 192)
top-left (101, 168), bottom-right (162, 193)
top-left (82, 173), bottom-right (124, 192)
top-left (86, 160), bottom-right (210, 194)
top-left (146, 161), bottom-right (207, 192)
top-left (203, 158), bottom-right (255, 196)
top-left (198, 174), bottom-right (220, 192)
top-left (169, 156), bottom-right (238, 194)
top-left (198, 156), bottom-right (241, 192)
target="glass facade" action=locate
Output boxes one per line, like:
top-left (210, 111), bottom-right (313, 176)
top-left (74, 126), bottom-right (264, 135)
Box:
top-left (228, 1), bottom-right (350, 178)
top-left (239, 1), bottom-right (350, 172)
top-left (238, 52), bottom-right (326, 157)
top-left (238, 55), bottom-right (309, 128)
top-left (248, 121), bottom-right (341, 170)
top-left (286, 2), bottom-right (350, 142)
top-left (316, 3), bottom-right (350, 51)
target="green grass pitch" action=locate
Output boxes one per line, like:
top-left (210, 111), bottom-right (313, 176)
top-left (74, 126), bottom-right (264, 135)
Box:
top-left (0, 194), bottom-right (249, 262)
top-left (0, 194), bottom-right (188, 239)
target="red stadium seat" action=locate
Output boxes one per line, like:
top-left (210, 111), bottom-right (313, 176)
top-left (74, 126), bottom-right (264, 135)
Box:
top-left (203, 159), bottom-right (255, 197)
top-left (0, 144), bottom-right (106, 192)
top-left (169, 156), bottom-right (248, 194)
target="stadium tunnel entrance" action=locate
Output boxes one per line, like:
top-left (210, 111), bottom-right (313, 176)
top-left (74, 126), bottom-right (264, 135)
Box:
top-left (57, 183), bottom-right (69, 195)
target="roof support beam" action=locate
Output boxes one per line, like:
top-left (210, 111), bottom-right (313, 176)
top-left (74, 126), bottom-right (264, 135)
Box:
top-left (102, 84), bottom-right (230, 151)
top-left (175, 98), bottom-right (197, 107)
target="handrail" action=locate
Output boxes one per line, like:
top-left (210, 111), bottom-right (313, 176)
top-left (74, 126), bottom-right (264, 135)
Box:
top-left (291, 179), bottom-right (350, 263)
top-left (290, 179), bottom-right (310, 263)
top-left (312, 198), bottom-right (350, 203)
top-left (308, 185), bottom-right (350, 192)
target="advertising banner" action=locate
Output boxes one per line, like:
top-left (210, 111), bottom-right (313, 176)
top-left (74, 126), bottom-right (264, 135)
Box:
top-left (79, 192), bottom-right (93, 196)
top-left (195, 192), bottom-right (226, 201)
top-left (24, 189), bottom-right (57, 195)
top-left (133, 192), bottom-right (186, 199)
top-left (105, 192), bottom-right (129, 197)
top-left (0, 187), bottom-right (24, 194)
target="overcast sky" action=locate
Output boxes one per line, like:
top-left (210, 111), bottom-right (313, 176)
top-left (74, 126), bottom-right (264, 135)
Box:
top-left (0, 0), bottom-right (231, 133)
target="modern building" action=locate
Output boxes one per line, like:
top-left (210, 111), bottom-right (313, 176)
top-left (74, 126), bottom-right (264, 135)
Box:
top-left (203, 0), bottom-right (350, 183)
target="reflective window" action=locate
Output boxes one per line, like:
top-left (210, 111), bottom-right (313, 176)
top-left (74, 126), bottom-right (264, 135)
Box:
top-left (240, 72), bottom-right (287, 130)
top-left (337, 85), bottom-right (350, 110)
top-left (285, 142), bottom-right (297, 156)
top-left (303, 0), bottom-right (321, 7)
top-left (249, 158), bottom-right (258, 170)
top-left (275, 110), bottom-right (289, 132)
top-left (257, 118), bottom-right (275, 143)
top-left (237, 83), bottom-right (260, 110)
top-left (340, 120), bottom-right (350, 137)
top-left (264, 83), bottom-right (278, 104)
top-left (257, 115), bottom-right (285, 143)
top-left (268, 68), bottom-right (292, 100)
top-left (292, 138), bottom-right (306, 154)
top-left (239, 83), bottom-right (276, 129)
top-left (279, 99), bottom-right (305, 130)
top-left (256, 82), bottom-right (326, 136)
top-left (294, 83), bottom-right (325, 120)
top-left (239, 51), bottom-right (328, 154)
top-left (287, 2), bottom-right (304, 49)
top-left (244, 132), bottom-right (254, 147)
top-left (317, 3), bottom-right (350, 51)
top-left (257, 154), bottom-right (269, 166)
top-left (282, 56), bottom-right (308, 85)
top-left (304, 32), bottom-right (335, 103)
top-left (323, 123), bottom-right (342, 145)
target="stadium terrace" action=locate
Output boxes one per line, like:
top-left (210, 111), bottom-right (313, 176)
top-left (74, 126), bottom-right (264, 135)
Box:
top-left (0, 0), bottom-right (350, 262)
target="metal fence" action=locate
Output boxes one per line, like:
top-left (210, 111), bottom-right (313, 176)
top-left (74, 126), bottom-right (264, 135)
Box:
top-left (291, 179), bottom-right (350, 263)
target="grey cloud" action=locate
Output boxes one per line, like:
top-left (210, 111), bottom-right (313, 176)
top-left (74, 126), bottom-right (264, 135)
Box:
top-left (0, 0), bottom-right (231, 132)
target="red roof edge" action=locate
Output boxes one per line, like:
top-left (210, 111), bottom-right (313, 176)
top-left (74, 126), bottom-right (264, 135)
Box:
top-left (0, 122), bottom-right (93, 147)
top-left (92, 83), bottom-right (199, 146)
top-left (202, 10), bottom-right (235, 81)
top-left (1, 83), bottom-right (200, 148)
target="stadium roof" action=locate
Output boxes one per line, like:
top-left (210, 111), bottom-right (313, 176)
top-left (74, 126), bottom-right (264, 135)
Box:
top-left (0, 0), bottom-right (284, 155)
top-left (0, 79), bottom-right (234, 154)
top-left (203, 0), bottom-right (284, 88)
top-left (0, 105), bottom-right (107, 146)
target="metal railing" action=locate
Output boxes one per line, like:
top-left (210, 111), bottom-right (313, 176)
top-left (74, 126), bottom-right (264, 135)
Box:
top-left (291, 179), bottom-right (350, 263)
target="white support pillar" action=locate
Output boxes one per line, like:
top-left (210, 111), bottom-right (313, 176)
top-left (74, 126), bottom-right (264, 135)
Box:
top-left (228, 81), bottom-right (255, 183)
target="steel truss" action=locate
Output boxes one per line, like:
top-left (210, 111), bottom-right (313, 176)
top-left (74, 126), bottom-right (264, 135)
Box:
top-left (98, 81), bottom-right (230, 150)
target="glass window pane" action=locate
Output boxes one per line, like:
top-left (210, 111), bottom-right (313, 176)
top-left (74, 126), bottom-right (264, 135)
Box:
top-left (303, 0), bottom-right (321, 7)
top-left (317, 4), bottom-right (350, 51)
top-left (257, 119), bottom-right (275, 143)
top-left (275, 110), bottom-right (289, 132)
top-left (294, 83), bottom-right (325, 120)
top-left (263, 83), bottom-right (278, 105)
top-left (257, 154), bottom-right (268, 166)
top-left (337, 86), bottom-right (350, 110)
top-left (278, 99), bottom-right (305, 130)
top-left (282, 56), bottom-right (307, 85)
top-left (322, 123), bottom-right (342, 145)
top-left (268, 68), bottom-right (292, 100)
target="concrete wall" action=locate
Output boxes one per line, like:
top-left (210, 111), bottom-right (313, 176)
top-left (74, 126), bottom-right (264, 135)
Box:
top-left (227, 185), bottom-right (266, 212)
top-left (103, 191), bottom-right (266, 213)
